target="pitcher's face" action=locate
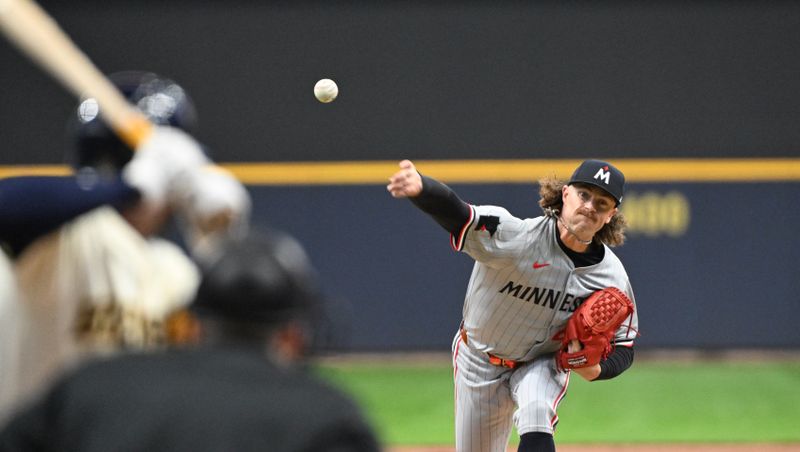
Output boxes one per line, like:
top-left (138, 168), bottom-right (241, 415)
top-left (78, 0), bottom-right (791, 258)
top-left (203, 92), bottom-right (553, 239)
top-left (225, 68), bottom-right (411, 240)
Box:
top-left (560, 183), bottom-right (617, 238)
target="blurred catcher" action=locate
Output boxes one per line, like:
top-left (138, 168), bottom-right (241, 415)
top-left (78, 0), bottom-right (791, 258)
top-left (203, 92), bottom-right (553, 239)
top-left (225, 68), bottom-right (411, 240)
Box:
top-left (0, 230), bottom-right (380, 452)
top-left (0, 71), bottom-right (250, 423)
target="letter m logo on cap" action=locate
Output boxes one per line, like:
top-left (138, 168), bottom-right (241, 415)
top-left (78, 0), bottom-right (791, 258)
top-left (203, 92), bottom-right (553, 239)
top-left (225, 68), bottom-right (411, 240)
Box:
top-left (593, 166), bottom-right (611, 184)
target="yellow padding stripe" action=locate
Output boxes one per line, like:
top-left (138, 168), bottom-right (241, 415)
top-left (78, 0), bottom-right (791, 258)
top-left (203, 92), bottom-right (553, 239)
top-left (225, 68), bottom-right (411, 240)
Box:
top-left (0, 166), bottom-right (71, 178)
top-left (2, 158), bottom-right (799, 184)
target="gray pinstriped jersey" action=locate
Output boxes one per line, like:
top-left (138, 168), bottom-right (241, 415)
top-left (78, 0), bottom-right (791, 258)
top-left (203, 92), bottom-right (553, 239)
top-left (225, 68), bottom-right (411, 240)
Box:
top-left (452, 205), bottom-right (638, 362)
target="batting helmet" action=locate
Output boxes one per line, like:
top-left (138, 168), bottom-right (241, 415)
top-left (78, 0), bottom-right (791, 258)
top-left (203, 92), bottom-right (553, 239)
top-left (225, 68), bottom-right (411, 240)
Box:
top-left (191, 230), bottom-right (321, 327)
top-left (67, 71), bottom-right (198, 173)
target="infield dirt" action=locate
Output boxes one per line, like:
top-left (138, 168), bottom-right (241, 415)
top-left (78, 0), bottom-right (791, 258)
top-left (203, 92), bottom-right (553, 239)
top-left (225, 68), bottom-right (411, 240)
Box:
top-left (390, 445), bottom-right (800, 452)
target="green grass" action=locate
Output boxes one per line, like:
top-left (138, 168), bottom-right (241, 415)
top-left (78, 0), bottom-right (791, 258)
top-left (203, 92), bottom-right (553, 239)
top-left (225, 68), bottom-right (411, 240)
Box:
top-left (314, 359), bottom-right (800, 446)
top-left (556, 362), bottom-right (800, 443)
top-left (314, 363), bottom-right (456, 445)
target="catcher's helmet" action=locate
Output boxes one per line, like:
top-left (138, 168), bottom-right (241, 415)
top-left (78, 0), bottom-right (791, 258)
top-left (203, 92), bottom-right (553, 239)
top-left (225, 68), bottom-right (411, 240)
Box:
top-left (192, 230), bottom-right (321, 326)
top-left (67, 71), bottom-right (198, 173)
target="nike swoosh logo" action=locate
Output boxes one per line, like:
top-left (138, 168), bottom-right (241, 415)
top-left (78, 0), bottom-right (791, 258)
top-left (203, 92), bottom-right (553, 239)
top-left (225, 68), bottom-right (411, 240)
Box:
top-left (533, 261), bottom-right (550, 269)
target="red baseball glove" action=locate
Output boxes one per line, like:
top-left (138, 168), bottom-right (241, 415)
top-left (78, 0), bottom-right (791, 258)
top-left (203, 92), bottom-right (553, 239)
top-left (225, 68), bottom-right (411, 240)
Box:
top-left (555, 287), bottom-right (635, 371)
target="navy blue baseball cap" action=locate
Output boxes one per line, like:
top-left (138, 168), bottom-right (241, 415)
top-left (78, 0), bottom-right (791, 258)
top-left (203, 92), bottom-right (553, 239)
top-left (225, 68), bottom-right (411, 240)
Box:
top-left (568, 159), bottom-right (625, 205)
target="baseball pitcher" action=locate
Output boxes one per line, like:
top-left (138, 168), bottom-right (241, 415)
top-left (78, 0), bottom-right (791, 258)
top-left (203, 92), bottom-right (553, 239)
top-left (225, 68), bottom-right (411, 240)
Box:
top-left (387, 159), bottom-right (639, 452)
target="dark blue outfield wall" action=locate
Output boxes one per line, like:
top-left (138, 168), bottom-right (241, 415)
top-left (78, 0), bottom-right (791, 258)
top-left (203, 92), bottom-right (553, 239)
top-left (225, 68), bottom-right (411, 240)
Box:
top-left (248, 181), bottom-right (800, 352)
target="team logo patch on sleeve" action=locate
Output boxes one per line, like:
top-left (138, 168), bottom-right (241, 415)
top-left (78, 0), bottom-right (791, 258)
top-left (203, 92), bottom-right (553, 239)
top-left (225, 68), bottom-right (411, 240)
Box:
top-left (474, 215), bottom-right (500, 237)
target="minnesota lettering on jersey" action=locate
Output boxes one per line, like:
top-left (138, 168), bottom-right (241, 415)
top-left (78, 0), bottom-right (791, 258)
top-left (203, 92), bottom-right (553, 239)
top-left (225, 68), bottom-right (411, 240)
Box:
top-left (498, 281), bottom-right (585, 312)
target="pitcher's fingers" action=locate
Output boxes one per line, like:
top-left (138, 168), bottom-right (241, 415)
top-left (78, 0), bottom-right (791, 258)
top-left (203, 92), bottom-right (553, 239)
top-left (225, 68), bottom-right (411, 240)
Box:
top-left (387, 186), bottom-right (408, 198)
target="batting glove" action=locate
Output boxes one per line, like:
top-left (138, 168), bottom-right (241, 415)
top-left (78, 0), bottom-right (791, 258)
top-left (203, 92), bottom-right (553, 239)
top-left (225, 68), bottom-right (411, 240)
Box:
top-left (178, 166), bottom-right (251, 263)
top-left (122, 126), bottom-right (210, 205)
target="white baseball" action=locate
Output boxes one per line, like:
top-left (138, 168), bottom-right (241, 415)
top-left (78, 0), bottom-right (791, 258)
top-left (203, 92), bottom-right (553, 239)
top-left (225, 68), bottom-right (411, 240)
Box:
top-left (314, 78), bottom-right (338, 103)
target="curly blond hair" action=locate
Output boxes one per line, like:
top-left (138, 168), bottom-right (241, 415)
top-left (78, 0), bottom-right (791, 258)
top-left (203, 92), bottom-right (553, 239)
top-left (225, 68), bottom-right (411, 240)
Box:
top-left (537, 176), bottom-right (627, 247)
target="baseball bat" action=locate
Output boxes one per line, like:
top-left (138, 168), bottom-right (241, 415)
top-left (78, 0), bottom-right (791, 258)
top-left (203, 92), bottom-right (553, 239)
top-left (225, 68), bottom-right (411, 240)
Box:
top-left (0, 0), bottom-right (152, 148)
